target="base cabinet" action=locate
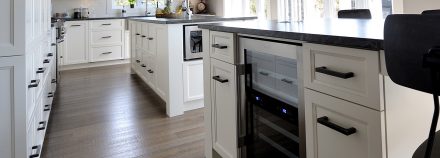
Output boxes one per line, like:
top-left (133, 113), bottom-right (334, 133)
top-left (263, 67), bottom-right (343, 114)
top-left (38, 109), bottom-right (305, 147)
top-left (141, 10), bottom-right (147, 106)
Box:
top-left (64, 21), bottom-right (89, 65)
top-left (304, 89), bottom-right (384, 158)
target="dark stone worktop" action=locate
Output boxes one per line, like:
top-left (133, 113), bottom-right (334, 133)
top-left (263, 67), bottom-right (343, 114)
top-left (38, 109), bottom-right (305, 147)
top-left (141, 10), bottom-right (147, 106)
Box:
top-left (198, 19), bottom-right (385, 50)
top-left (61, 15), bottom-right (156, 21)
top-left (129, 16), bottom-right (257, 24)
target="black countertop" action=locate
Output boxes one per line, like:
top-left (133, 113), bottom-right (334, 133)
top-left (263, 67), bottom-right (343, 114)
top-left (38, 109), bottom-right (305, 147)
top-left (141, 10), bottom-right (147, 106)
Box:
top-left (129, 16), bottom-right (257, 24)
top-left (198, 19), bottom-right (385, 50)
top-left (61, 15), bottom-right (156, 21)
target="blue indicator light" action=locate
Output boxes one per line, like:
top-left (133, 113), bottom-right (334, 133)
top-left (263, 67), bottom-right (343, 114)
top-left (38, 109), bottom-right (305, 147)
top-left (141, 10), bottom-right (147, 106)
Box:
top-left (256, 96), bottom-right (260, 101)
top-left (282, 108), bottom-right (287, 114)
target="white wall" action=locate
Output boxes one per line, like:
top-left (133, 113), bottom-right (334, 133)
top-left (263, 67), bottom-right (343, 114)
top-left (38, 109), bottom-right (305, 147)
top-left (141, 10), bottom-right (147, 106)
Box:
top-left (402, 0), bottom-right (440, 13)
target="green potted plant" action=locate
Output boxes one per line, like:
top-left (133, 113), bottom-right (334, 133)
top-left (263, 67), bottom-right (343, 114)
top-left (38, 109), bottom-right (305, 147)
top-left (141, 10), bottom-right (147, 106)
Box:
top-left (128, 0), bottom-right (136, 8)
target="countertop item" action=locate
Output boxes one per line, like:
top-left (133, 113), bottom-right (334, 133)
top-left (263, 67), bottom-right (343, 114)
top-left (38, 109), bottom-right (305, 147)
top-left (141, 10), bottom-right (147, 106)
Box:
top-left (129, 15), bottom-right (257, 24)
top-left (198, 19), bottom-right (384, 50)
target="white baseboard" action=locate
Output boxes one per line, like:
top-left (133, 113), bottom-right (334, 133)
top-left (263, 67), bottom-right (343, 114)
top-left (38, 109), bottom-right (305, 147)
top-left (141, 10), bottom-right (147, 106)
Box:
top-left (60, 59), bottom-right (130, 71)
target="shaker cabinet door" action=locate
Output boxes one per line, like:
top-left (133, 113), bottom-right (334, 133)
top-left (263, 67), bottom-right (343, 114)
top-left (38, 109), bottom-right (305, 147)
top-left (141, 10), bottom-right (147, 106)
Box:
top-left (64, 21), bottom-right (89, 65)
top-left (304, 89), bottom-right (385, 158)
top-left (210, 58), bottom-right (238, 158)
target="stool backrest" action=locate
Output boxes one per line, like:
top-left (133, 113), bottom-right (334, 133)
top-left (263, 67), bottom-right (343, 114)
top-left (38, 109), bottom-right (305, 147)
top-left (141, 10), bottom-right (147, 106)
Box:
top-left (384, 14), bottom-right (440, 94)
top-left (338, 9), bottom-right (372, 19)
top-left (422, 10), bottom-right (440, 15)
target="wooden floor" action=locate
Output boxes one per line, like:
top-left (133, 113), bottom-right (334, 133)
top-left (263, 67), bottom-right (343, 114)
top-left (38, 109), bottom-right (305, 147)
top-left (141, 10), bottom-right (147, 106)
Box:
top-left (42, 64), bottom-right (205, 158)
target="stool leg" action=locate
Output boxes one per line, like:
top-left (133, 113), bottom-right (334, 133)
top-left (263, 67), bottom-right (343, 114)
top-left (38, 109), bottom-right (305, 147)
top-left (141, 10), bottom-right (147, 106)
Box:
top-left (425, 94), bottom-right (439, 158)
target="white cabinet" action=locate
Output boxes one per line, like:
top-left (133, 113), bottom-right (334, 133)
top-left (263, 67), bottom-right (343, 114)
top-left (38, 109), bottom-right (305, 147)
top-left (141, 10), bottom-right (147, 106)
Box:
top-left (304, 89), bottom-right (385, 158)
top-left (210, 58), bottom-right (238, 158)
top-left (64, 21), bottom-right (89, 65)
top-left (210, 31), bottom-right (236, 64)
top-left (183, 60), bottom-right (204, 102)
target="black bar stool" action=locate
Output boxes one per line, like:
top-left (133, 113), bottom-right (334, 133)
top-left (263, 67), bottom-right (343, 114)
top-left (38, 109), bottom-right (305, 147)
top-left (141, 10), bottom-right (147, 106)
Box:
top-left (384, 14), bottom-right (440, 158)
top-left (422, 10), bottom-right (440, 15)
top-left (337, 9), bottom-right (372, 19)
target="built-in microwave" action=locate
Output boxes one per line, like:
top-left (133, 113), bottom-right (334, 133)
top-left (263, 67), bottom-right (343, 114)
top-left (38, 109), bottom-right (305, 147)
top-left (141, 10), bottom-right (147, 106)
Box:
top-left (184, 25), bottom-right (203, 61)
top-left (237, 36), bottom-right (305, 158)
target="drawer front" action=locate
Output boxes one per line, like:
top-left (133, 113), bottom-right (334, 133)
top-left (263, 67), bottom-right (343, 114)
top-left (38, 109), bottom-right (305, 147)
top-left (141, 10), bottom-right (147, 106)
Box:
top-left (303, 43), bottom-right (382, 110)
top-left (91, 30), bottom-right (123, 45)
top-left (210, 31), bottom-right (236, 64)
top-left (305, 89), bottom-right (384, 158)
top-left (90, 20), bottom-right (124, 30)
top-left (90, 46), bottom-right (123, 62)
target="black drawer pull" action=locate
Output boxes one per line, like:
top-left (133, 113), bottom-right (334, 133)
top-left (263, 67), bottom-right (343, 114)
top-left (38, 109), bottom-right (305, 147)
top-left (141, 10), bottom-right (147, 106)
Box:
top-left (44, 105), bottom-right (51, 111)
top-left (102, 23), bottom-right (112, 25)
top-left (147, 37), bottom-right (154, 40)
top-left (147, 69), bottom-right (154, 73)
top-left (101, 36), bottom-right (112, 39)
top-left (102, 52), bottom-right (113, 55)
top-left (43, 59), bottom-right (50, 64)
top-left (141, 35), bottom-right (147, 38)
top-left (51, 43), bottom-right (56, 46)
top-left (28, 80), bottom-right (40, 88)
top-left (135, 33), bottom-right (140, 36)
top-left (259, 71), bottom-right (269, 76)
top-left (29, 145), bottom-right (41, 158)
top-left (281, 78), bottom-right (293, 84)
top-left (36, 68), bottom-right (46, 74)
top-left (317, 116), bottom-right (357, 136)
top-left (315, 67), bottom-right (354, 79)
top-left (212, 76), bottom-right (229, 83)
top-left (71, 25), bottom-right (81, 27)
top-left (48, 92), bottom-right (54, 98)
top-left (47, 53), bottom-right (53, 57)
top-left (212, 44), bottom-right (228, 49)
top-left (51, 79), bottom-right (57, 83)
top-left (141, 64), bottom-right (147, 68)
top-left (136, 60), bottom-right (141, 63)
top-left (37, 121), bottom-right (47, 131)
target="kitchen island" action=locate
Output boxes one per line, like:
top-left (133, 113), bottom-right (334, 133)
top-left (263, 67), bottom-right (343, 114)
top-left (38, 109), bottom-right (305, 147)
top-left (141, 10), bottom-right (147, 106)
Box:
top-left (128, 16), bottom-right (256, 117)
top-left (199, 19), bottom-right (438, 158)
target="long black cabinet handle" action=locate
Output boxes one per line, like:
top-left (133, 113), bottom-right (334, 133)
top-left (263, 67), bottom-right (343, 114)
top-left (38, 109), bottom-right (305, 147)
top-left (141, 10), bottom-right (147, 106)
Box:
top-left (141, 35), bottom-right (147, 38)
top-left (51, 43), bottom-right (56, 46)
top-left (102, 23), bottom-right (112, 25)
top-left (29, 145), bottom-right (41, 158)
top-left (147, 37), bottom-right (154, 40)
top-left (212, 44), bottom-right (228, 49)
top-left (71, 25), bottom-right (81, 27)
top-left (102, 52), bottom-right (113, 55)
top-left (135, 33), bottom-right (140, 36)
top-left (51, 79), bottom-right (57, 83)
top-left (136, 60), bottom-right (141, 63)
top-left (101, 36), bottom-right (112, 39)
top-left (28, 80), bottom-right (40, 88)
top-left (48, 92), bottom-right (54, 98)
top-left (141, 64), bottom-right (147, 68)
top-left (43, 59), bottom-right (50, 64)
top-left (36, 68), bottom-right (46, 74)
top-left (147, 69), bottom-right (154, 74)
top-left (212, 76), bottom-right (229, 83)
top-left (315, 67), bottom-right (354, 79)
top-left (317, 116), bottom-right (357, 136)
top-left (37, 121), bottom-right (47, 131)
top-left (44, 105), bottom-right (51, 111)
top-left (48, 53), bottom-right (54, 57)
top-left (281, 78), bottom-right (293, 84)
top-left (259, 71), bottom-right (269, 76)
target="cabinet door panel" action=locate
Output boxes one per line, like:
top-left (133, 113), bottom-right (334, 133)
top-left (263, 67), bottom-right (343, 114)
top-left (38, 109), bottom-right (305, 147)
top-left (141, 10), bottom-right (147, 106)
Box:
top-left (210, 58), bottom-right (238, 158)
top-left (305, 89), bottom-right (384, 158)
top-left (64, 21), bottom-right (88, 65)
top-left (147, 24), bottom-right (157, 56)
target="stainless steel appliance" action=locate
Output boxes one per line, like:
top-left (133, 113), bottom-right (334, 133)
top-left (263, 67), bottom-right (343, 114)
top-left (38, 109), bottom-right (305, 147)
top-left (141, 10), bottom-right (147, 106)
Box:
top-left (52, 18), bottom-right (65, 83)
top-left (237, 36), bottom-right (305, 158)
top-left (184, 25), bottom-right (203, 61)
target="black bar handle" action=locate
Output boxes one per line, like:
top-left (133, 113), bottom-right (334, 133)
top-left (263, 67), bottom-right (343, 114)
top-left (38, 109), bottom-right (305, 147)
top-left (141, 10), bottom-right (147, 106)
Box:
top-left (102, 23), bottom-right (112, 25)
top-left (136, 60), bottom-right (141, 63)
top-left (315, 67), bottom-right (354, 79)
top-left (259, 71), bottom-right (269, 76)
top-left (36, 68), bottom-right (46, 74)
top-left (212, 44), bottom-right (228, 49)
top-left (28, 80), bottom-right (40, 88)
top-left (317, 116), bottom-right (357, 136)
top-left (148, 37), bottom-right (154, 40)
top-left (101, 36), bottom-right (112, 39)
top-left (37, 121), bottom-right (47, 131)
top-left (212, 76), bottom-right (229, 83)
top-left (29, 145), bottom-right (41, 158)
top-left (141, 64), bottom-right (147, 68)
top-left (141, 35), bottom-right (147, 38)
top-left (48, 92), bottom-right (54, 98)
top-left (43, 59), bottom-right (50, 64)
top-left (148, 69), bottom-right (154, 73)
top-left (51, 43), bottom-right (56, 46)
top-left (102, 52), bottom-right (112, 55)
top-left (44, 105), bottom-right (51, 111)
top-left (48, 53), bottom-right (53, 57)
top-left (51, 79), bottom-right (57, 83)
top-left (281, 78), bottom-right (293, 84)
top-left (135, 33), bottom-right (140, 36)
top-left (71, 25), bottom-right (81, 27)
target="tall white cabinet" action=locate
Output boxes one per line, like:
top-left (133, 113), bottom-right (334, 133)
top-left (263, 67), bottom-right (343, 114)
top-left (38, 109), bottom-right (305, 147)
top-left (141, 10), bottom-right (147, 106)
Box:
top-left (1, 0), bottom-right (56, 157)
